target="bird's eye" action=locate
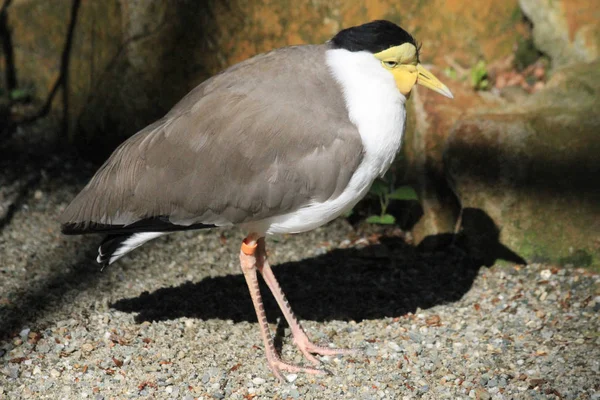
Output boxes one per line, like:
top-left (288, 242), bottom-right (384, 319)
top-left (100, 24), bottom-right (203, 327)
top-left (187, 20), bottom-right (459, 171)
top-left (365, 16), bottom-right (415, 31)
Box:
top-left (383, 60), bottom-right (398, 68)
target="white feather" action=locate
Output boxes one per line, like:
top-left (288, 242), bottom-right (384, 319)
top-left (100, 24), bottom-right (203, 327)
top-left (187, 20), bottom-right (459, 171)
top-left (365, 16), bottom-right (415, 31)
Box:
top-left (243, 48), bottom-right (406, 235)
top-left (98, 232), bottom-right (165, 265)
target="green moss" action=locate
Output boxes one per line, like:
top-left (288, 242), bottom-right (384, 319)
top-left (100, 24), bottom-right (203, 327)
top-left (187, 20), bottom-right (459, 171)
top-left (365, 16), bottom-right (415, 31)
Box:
top-left (514, 229), bottom-right (599, 270)
top-left (559, 250), bottom-right (594, 268)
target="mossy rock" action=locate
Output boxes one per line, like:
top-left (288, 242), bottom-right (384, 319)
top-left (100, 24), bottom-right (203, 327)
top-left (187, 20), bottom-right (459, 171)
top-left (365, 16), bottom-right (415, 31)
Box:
top-left (445, 61), bottom-right (600, 268)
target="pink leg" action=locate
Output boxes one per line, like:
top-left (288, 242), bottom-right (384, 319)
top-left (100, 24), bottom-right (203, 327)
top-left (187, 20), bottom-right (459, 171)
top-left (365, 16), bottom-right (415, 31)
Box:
top-left (255, 238), bottom-right (357, 366)
top-left (239, 234), bottom-right (325, 381)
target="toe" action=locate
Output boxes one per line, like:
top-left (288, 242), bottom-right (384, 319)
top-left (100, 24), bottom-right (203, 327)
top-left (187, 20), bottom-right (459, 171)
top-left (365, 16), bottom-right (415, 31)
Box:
top-left (267, 357), bottom-right (327, 382)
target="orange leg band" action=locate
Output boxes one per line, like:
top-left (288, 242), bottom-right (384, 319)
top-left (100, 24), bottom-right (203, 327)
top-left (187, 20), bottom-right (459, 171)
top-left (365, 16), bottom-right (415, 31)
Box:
top-left (241, 238), bottom-right (258, 255)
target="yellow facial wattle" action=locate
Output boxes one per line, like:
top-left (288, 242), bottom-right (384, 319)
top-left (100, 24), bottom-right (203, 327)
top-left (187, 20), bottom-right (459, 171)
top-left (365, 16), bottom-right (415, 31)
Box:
top-left (374, 44), bottom-right (453, 99)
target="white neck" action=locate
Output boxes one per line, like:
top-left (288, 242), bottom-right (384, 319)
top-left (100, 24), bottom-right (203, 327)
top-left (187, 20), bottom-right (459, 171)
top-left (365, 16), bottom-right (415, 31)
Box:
top-left (249, 48), bottom-right (408, 235)
top-left (325, 48), bottom-right (406, 177)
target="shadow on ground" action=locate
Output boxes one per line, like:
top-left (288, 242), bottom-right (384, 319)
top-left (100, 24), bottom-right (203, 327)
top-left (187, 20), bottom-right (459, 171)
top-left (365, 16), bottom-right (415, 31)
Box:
top-left (0, 137), bottom-right (525, 341)
top-left (0, 142), bottom-right (526, 341)
top-left (112, 237), bottom-right (486, 324)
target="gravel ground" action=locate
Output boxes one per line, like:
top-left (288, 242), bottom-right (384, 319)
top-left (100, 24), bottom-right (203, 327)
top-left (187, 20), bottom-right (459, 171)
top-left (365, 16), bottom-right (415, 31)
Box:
top-left (1, 163), bottom-right (599, 400)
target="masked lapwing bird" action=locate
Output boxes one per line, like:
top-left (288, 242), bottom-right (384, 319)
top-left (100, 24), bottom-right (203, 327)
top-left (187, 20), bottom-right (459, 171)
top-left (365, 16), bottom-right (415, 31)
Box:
top-left (60, 20), bottom-right (453, 380)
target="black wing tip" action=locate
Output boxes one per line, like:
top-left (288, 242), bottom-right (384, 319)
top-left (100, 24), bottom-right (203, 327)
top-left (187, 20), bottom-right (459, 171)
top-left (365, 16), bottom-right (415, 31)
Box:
top-left (61, 222), bottom-right (89, 235)
top-left (60, 216), bottom-right (216, 235)
top-left (97, 233), bottom-right (130, 265)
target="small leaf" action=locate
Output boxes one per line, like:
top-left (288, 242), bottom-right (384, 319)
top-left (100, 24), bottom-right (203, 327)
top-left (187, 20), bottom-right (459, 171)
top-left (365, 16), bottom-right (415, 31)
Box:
top-left (470, 60), bottom-right (488, 90)
top-left (366, 214), bottom-right (396, 225)
top-left (379, 214), bottom-right (396, 224)
top-left (388, 186), bottom-right (418, 201)
top-left (366, 215), bottom-right (383, 224)
top-left (10, 88), bottom-right (31, 101)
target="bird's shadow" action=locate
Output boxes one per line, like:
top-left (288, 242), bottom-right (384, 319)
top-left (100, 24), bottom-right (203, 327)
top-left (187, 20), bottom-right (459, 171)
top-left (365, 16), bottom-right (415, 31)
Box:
top-left (112, 236), bottom-right (484, 324)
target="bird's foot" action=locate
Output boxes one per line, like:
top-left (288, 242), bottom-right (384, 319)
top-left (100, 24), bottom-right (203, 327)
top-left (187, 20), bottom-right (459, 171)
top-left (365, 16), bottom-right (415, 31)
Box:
top-left (266, 355), bottom-right (327, 382)
top-left (294, 336), bottom-right (359, 365)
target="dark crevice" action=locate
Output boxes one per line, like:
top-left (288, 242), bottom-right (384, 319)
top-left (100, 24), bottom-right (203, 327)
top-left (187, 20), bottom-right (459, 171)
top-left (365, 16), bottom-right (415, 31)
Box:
top-left (59, 0), bottom-right (81, 137)
top-left (0, 0), bottom-right (15, 138)
top-left (0, 0), bottom-right (16, 92)
top-left (19, 0), bottom-right (81, 137)
top-left (515, 11), bottom-right (548, 71)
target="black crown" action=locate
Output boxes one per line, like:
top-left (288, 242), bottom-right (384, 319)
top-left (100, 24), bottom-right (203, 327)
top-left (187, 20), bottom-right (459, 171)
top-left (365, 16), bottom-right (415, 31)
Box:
top-left (331, 20), bottom-right (419, 60)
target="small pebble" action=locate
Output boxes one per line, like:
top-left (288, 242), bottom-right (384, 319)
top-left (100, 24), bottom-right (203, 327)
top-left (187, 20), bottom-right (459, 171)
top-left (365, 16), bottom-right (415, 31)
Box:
top-left (387, 342), bottom-right (401, 352)
top-left (365, 346), bottom-right (379, 356)
top-left (540, 269), bottom-right (552, 280)
top-left (252, 377), bottom-right (266, 385)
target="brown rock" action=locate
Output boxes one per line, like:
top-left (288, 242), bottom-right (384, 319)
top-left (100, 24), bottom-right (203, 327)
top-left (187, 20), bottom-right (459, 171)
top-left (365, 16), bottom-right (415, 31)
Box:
top-left (2, 0), bottom-right (526, 158)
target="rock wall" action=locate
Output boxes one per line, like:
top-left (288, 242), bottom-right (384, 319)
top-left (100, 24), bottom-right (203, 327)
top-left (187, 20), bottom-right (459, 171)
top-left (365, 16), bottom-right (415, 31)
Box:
top-left (1, 0), bottom-right (526, 157)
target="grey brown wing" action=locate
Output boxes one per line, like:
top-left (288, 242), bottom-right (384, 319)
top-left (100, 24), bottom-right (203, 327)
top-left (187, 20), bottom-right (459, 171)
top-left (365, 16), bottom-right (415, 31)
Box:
top-left (59, 45), bottom-right (364, 233)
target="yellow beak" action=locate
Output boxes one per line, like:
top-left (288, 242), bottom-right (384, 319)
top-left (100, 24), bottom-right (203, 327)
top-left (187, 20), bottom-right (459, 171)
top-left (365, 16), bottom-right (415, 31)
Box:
top-left (416, 64), bottom-right (453, 98)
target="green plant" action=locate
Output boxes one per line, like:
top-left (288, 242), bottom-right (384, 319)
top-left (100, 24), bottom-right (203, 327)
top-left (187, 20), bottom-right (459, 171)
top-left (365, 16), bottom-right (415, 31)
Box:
top-left (9, 88), bottom-right (33, 102)
top-left (470, 60), bottom-right (489, 90)
top-left (366, 178), bottom-right (418, 225)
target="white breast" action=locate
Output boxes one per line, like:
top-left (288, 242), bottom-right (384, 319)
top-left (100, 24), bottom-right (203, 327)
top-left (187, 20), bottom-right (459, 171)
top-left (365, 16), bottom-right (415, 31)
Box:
top-left (245, 48), bottom-right (407, 235)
